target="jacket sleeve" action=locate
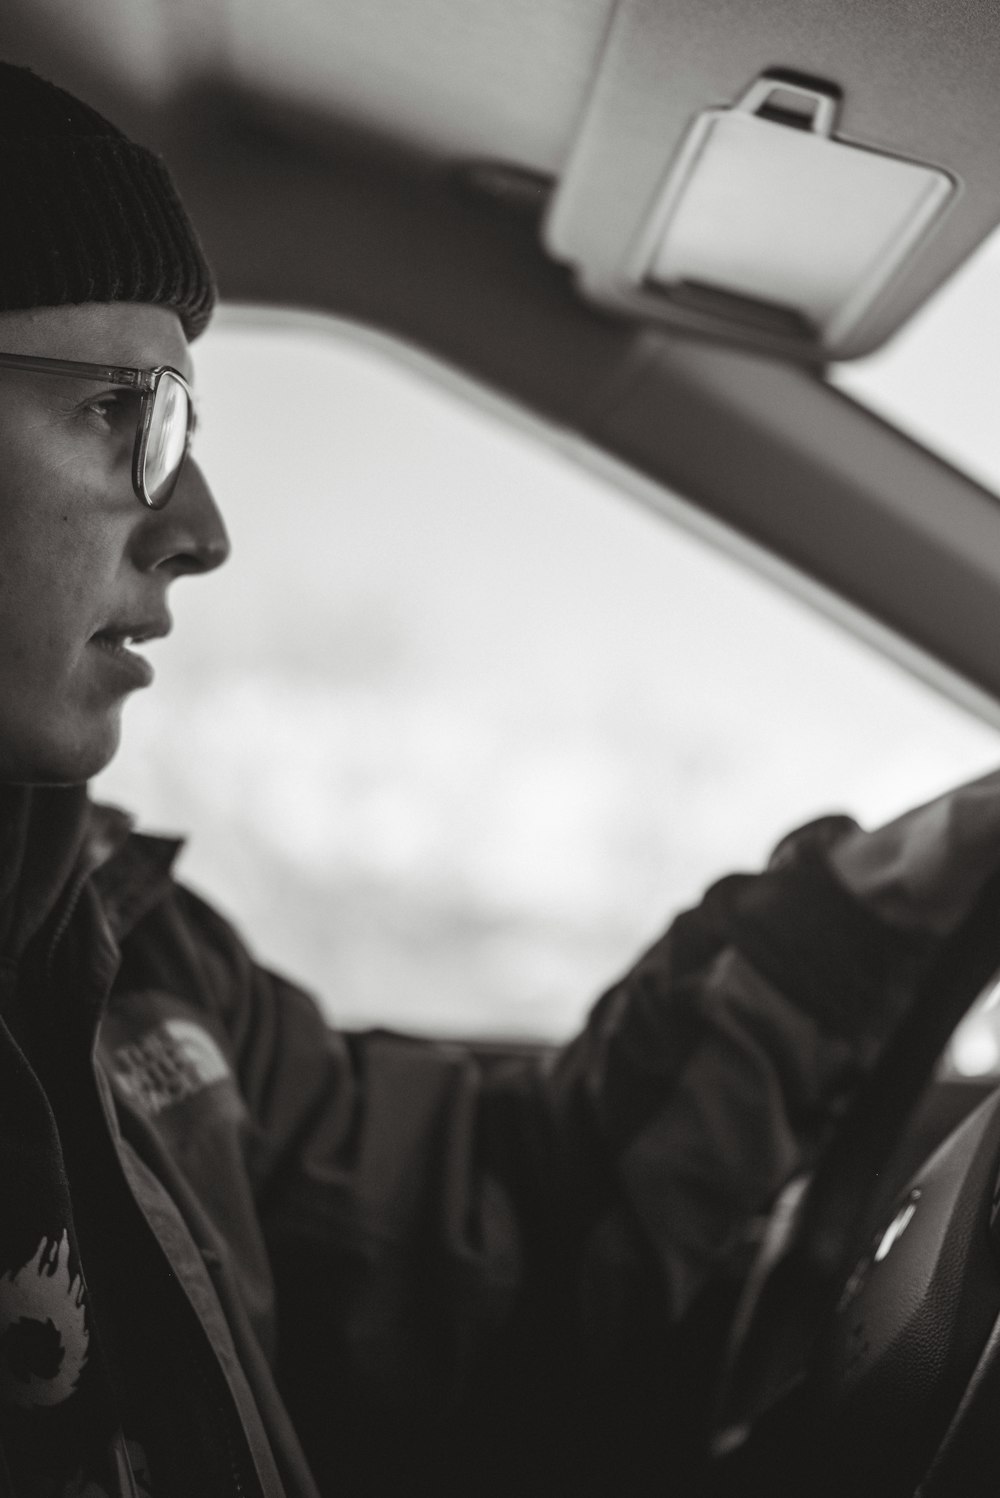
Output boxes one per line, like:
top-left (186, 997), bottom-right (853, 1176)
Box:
top-left (169, 811), bottom-right (949, 1486)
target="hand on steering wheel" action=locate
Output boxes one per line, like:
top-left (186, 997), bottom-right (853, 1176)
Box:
top-left (708, 854), bottom-right (1000, 1498)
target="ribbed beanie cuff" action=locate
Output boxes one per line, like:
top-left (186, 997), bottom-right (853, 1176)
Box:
top-left (0, 65), bottom-right (216, 339)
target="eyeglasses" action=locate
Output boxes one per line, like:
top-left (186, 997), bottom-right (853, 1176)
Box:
top-left (0, 351), bottom-right (195, 509)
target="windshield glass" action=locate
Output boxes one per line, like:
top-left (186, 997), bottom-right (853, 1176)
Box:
top-left (95, 310), bottom-right (1000, 1043)
top-left (832, 223), bottom-right (1000, 497)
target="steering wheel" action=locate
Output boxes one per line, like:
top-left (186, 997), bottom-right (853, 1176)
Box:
top-left (705, 864), bottom-right (1000, 1498)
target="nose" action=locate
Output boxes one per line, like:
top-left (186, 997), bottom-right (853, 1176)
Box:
top-left (129, 458), bottom-right (231, 577)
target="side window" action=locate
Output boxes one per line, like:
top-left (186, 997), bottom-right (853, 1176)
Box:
top-left (95, 311), bottom-right (1000, 1042)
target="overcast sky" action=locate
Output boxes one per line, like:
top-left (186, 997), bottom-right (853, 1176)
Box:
top-left (93, 294), bottom-right (1000, 1038)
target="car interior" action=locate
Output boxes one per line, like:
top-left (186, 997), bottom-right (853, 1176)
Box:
top-left (5, 1), bottom-right (1000, 1492)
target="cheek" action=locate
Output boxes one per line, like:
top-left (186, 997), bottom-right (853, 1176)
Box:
top-left (0, 511), bottom-right (105, 660)
top-left (0, 449), bottom-right (129, 694)
top-left (0, 411), bottom-right (141, 779)
top-left (0, 511), bottom-right (126, 780)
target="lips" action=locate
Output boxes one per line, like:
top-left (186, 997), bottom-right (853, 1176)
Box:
top-left (90, 617), bottom-right (171, 649)
top-left (88, 616), bottom-right (170, 688)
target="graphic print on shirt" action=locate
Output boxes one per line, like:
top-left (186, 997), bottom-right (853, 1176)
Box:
top-left (0, 1231), bottom-right (87, 1408)
top-left (110, 1018), bottom-right (230, 1117)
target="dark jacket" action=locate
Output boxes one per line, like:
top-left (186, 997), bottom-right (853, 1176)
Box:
top-left (0, 792), bottom-right (937, 1496)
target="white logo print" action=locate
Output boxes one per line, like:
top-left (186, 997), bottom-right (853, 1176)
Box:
top-left (112, 1017), bottom-right (231, 1116)
top-left (0, 1232), bottom-right (88, 1407)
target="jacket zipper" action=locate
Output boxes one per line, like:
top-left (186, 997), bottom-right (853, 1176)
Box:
top-left (43, 859), bottom-right (96, 981)
top-left (201, 1366), bottom-right (250, 1498)
top-left (225, 1409), bottom-right (249, 1498)
top-left (111, 1432), bottom-right (141, 1498)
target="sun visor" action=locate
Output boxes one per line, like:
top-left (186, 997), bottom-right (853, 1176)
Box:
top-left (545, 0), bottom-right (1000, 361)
top-left (629, 78), bottom-right (954, 349)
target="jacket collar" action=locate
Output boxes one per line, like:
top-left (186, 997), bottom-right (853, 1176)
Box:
top-left (0, 784), bottom-right (90, 962)
top-left (89, 804), bottom-right (184, 944)
top-left (0, 787), bottom-right (183, 972)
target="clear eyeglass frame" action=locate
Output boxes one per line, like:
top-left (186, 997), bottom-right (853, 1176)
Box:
top-left (0, 350), bottom-right (195, 509)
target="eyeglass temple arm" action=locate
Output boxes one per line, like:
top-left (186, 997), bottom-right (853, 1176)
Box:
top-left (0, 352), bottom-right (148, 388)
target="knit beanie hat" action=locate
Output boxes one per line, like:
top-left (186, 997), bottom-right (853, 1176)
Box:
top-left (0, 63), bottom-right (216, 339)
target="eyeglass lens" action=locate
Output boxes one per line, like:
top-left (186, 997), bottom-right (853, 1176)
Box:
top-left (143, 372), bottom-right (190, 505)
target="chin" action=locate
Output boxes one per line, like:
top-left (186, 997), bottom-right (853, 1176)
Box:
top-left (0, 712), bottom-right (123, 786)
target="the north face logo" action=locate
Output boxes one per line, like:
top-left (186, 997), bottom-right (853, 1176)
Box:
top-left (111, 1019), bottom-right (230, 1116)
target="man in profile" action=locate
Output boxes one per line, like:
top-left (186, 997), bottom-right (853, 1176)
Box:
top-left (0, 59), bottom-right (998, 1498)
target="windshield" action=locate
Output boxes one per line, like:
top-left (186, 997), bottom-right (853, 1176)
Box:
top-left (94, 309), bottom-right (1000, 1044)
top-left (832, 223), bottom-right (1000, 497)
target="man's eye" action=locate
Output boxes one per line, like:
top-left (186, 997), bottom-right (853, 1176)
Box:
top-left (82, 390), bottom-right (138, 428)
